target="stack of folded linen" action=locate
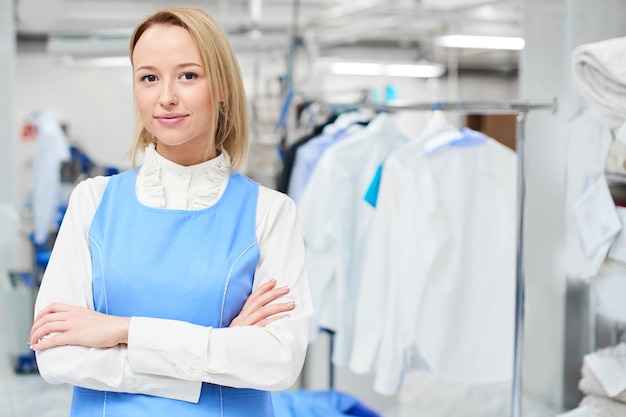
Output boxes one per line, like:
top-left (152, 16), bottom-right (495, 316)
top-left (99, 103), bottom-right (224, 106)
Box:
top-left (572, 36), bottom-right (626, 127)
top-left (571, 36), bottom-right (626, 176)
top-left (559, 344), bottom-right (626, 417)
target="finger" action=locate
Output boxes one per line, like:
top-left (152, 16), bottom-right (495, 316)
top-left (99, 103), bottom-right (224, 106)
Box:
top-left (247, 286), bottom-right (290, 310)
top-left (265, 286), bottom-right (291, 303)
top-left (253, 279), bottom-right (278, 296)
top-left (30, 311), bottom-right (68, 339)
top-left (246, 302), bottom-right (295, 326)
top-left (238, 286), bottom-right (290, 318)
top-left (30, 333), bottom-right (66, 351)
top-left (30, 319), bottom-right (69, 345)
top-left (236, 281), bottom-right (275, 314)
top-left (34, 303), bottom-right (79, 322)
top-left (34, 305), bottom-right (58, 323)
top-left (244, 280), bottom-right (278, 304)
top-left (230, 301), bottom-right (296, 327)
top-left (30, 309), bottom-right (78, 341)
top-left (259, 279), bottom-right (278, 291)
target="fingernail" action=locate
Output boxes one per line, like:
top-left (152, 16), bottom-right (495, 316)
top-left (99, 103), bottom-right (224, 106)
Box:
top-left (287, 301), bottom-right (296, 307)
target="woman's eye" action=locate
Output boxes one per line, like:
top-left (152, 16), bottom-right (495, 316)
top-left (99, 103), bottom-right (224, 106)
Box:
top-left (141, 75), bottom-right (157, 83)
top-left (181, 72), bottom-right (198, 80)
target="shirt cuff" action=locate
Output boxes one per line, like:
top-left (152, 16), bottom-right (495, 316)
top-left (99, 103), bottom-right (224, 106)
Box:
top-left (127, 316), bottom-right (210, 402)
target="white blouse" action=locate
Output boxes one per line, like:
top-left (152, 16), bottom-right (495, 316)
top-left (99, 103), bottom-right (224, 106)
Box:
top-left (34, 145), bottom-right (313, 404)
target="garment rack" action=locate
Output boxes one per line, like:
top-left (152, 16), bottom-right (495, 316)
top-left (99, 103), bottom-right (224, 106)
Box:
top-left (318, 98), bottom-right (557, 417)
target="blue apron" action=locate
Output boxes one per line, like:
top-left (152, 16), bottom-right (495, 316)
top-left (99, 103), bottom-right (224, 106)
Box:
top-left (72, 168), bottom-right (274, 417)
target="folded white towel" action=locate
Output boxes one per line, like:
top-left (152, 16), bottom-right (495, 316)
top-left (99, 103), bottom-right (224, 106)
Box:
top-left (579, 347), bottom-right (626, 403)
top-left (580, 395), bottom-right (626, 417)
top-left (572, 36), bottom-right (626, 127)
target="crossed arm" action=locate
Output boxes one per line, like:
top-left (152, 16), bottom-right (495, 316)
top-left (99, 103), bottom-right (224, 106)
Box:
top-left (30, 279), bottom-right (294, 350)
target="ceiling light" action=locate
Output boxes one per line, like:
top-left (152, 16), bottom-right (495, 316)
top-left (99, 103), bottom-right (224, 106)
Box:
top-left (386, 63), bottom-right (446, 78)
top-left (58, 55), bottom-right (131, 67)
top-left (435, 35), bottom-right (525, 50)
top-left (78, 57), bottom-right (131, 67)
top-left (331, 62), bottom-right (385, 76)
top-left (48, 35), bottom-right (130, 57)
top-left (330, 62), bottom-right (446, 78)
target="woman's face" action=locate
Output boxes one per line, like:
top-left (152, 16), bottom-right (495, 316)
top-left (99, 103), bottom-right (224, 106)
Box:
top-left (132, 24), bottom-right (216, 166)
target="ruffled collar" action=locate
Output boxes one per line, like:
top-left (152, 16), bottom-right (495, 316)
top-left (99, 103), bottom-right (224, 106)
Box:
top-left (138, 144), bottom-right (232, 209)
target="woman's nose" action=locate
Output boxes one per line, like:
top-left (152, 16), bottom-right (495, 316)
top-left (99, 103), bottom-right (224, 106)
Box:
top-left (159, 81), bottom-right (178, 107)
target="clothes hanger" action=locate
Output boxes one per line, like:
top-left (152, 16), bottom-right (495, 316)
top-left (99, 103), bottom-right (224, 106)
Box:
top-left (420, 102), bottom-right (486, 155)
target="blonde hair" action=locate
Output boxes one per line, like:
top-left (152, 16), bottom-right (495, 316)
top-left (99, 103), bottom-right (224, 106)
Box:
top-left (127, 7), bottom-right (248, 170)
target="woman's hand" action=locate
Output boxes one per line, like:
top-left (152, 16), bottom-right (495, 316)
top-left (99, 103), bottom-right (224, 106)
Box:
top-left (230, 279), bottom-right (295, 328)
top-left (30, 280), bottom-right (292, 350)
top-left (29, 303), bottom-right (130, 351)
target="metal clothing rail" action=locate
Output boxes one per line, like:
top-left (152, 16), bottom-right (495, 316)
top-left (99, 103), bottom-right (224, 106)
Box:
top-left (376, 98), bottom-right (557, 417)
top-left (325, 97), bottom-right (558, 115)
top-left (382, 98), bottom-right (558, 116)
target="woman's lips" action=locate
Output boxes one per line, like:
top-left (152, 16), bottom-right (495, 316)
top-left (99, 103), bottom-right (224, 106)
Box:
top-left (155, 114), bottom-right (188, 126)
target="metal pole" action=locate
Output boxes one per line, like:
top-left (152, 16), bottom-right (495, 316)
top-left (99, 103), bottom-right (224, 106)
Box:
top-left (511, 110), bottom-right (528, 417)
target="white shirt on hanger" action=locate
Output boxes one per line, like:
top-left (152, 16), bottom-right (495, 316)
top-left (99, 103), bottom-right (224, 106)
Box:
top-left (349, 111), bottom-right (460, 375)
top-left (351, 130), bottom-right (517, 395)
top-left (297, 113), bottom-right (413, 366)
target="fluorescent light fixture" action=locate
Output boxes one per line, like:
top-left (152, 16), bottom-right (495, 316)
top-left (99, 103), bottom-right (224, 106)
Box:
top-left (386, 63), bottom-right (446, 78)
top-left (435, 35), bottom-right (525, 50)
top-left (331, 62), bottom-right (384, 76)
top-left (58, 55), bottom-right (131, 67)
top-left (78, 56), bottom-right (131, 67)
top-left (48, 35), bottom-right (130, 57)
top-left (330, 62), bottom-right (446, 78)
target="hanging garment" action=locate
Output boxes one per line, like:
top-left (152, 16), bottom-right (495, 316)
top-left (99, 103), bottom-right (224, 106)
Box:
top-left (277, 114), bottom-right (338, 194)
top-left (288, 112), bottom-right (367, 204)
top-left (350, 111), bottom-right (463, 374)
top-left (362, 110), bottom-right (461, 208)
top-left (297, 113), bottom-right (412, 366)
top-left (351, 129), bottom-right (517, 395)
top-left (30, 111), bottom-right (71, 245)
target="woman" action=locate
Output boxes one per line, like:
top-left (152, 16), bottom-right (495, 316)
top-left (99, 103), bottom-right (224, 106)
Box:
top-left (29, 7), bottom-right (312, 417)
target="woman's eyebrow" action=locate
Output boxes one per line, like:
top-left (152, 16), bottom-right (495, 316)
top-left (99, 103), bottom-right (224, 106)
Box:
top-left (135, 62), bottom-right (203, 72)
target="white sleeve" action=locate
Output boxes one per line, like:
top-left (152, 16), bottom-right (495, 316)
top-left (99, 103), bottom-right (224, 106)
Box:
top-left (348, 156), bottom-right (403, 375)
top-left (370, 158), bottom-right (416, 395)
top-left (297, 152), bottom-right (341, 339)
top-left (127, 187), bottom-right (313, 392)
top-left (34, 177), bottom-right (203, 403)
top-left (372, 156), bottom-right (448, 395)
